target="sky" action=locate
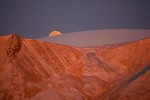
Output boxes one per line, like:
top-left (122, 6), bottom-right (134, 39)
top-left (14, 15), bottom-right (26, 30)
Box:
top-left (0, 0), bottom-right (150, 39)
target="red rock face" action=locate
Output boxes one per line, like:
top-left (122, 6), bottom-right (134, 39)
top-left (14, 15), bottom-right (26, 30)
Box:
top-left (0, 34), bottom-right (150, 100)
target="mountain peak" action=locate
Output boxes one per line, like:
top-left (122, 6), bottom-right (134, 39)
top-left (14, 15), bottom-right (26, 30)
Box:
top-left (8, 34), bottom-right (22, 60)
top-left (11, 33), bottom-right (21, 37)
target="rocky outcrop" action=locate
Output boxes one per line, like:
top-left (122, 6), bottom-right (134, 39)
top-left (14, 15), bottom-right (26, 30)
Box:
top-left (6, 34), bottom-right (22, 62)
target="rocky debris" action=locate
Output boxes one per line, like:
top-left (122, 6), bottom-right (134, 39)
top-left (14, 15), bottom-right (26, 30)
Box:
top-left (6, 34), bottom-right (22, 62)
top-left (84, 52), bottom-right (112, 72)
top-left (7, 65), bottom-right (24, 100)
top-left (80, 76), bottom-right (109, 99)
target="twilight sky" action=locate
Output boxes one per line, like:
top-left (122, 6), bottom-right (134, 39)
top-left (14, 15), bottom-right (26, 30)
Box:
top-left (0, 0), bottom-right (150, 39)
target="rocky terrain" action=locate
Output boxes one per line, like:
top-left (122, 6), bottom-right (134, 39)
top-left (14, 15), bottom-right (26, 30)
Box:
top-left (0, 34), bottom-right (150, 100)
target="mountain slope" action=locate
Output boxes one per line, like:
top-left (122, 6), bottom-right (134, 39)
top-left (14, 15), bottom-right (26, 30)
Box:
top-left (0, 34), bottom-right (150, 100)
top-left (39, 29), bottom-right (150, 47)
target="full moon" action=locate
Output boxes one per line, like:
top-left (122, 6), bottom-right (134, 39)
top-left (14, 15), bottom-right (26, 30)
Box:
top-left (48, 31), bottom-right (62, 37)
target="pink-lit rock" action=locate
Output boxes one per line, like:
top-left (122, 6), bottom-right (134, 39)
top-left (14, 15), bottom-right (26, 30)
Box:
top-left (0, 34), bottom-right (150, 100)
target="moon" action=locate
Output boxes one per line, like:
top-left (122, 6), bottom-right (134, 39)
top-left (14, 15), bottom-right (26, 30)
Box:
top-left (48, 31), bottom-right (62, 37)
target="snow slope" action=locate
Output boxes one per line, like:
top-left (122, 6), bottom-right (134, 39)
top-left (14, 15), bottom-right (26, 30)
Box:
top-left (39, 29), bottom-right (150, 47)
